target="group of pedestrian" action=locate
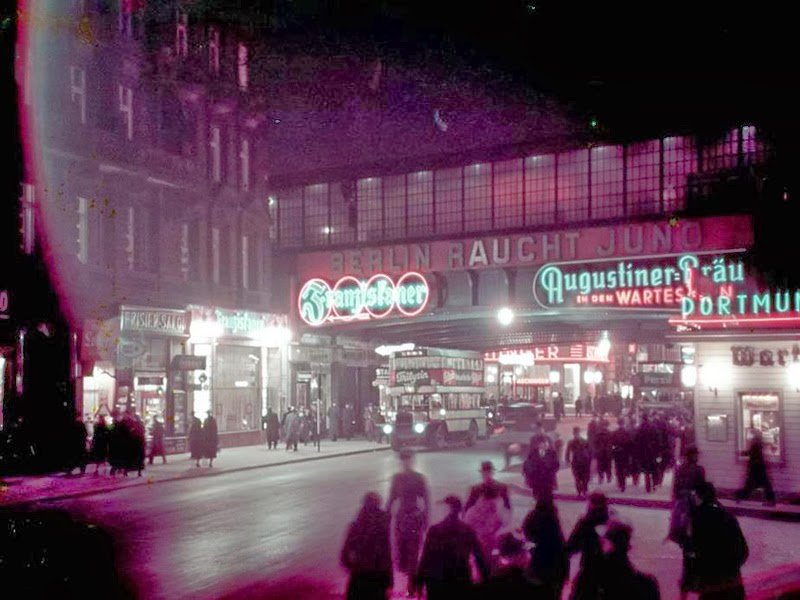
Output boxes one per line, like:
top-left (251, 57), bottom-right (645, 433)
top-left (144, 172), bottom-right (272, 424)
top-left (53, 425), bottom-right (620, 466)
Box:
top-left (71, 410), bottom-right (148, 477)
top-left (327, 402), bottom-right (356, 441)
top-left (189, 411), bottom-right (218, 467)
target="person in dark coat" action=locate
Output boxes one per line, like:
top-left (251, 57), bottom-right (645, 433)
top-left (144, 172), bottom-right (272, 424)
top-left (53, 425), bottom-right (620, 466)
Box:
top-left (476, 532), bottom-right (549, 599)
top-left (565, 492), bottom-right (610, 600)
top-left (387, 450), bottom-right (430, 597)
top-left (565, 427), bottom-right (592, 497)
top-left (129, 412), bottom-right (146, 477)
top-left (575, 397), bottom-right (583, 418)
top-left (283, 407), bottom-right (300, 452)
top-left (89, 415), bottom-right (109, 474)
top-left (635, 414), bottom-right (659, 493)
top-left (65, 416), bottom-right (88, 475)
top-left (523, 496), bottom-right (569, 600)
top-left (735, 430), bottom-right (776, 505)
top-left (328, 403), bottom-right (340, 441)
top-left (342, 403), bottom-right (354, 440)
top-left (691, 482), bottom-right (749, 600)
top-left (189, 413), bottom-right (203, 467)
top-left (669, 446), bottom-right (707, 600)
top-left (265, 408), bottom-right (280, 450)
top-left (523, 437), bottom-right (559, 501)
top-left (148, 416), bottom-right (166, 465)
top-left (611, 419), bottom-right (633, 492)
top-left (107, 412), bottom-right (126, 476)
top-left (340, 492), bottom-right (393, 600)
top-left (598, 521), bottom-right (661, 600)
top-left (415, 495), bottom-right (489, 600)
top-left (202, 411), bottom-right (218, 467)
top-left (594, 420), bottom-right (613, 484)
top-left (673, 446), bottom-right (706, 501)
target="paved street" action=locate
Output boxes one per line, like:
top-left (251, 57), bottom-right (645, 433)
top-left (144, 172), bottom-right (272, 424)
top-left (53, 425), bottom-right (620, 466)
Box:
top-left (37, 440), bottom-right (800, 599)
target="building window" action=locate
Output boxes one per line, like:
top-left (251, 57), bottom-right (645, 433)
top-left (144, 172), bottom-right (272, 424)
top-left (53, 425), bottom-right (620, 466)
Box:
top-left (208, 26), bottom-right (220, 74)
top-left (180, 223), bottom-right (190, 282)
top-left (590, 145), bottom-right (624, 219)
top-left (464, 163), bottom-right (492, 232)
top-left (557, 149), bottom-right (589, 223)
top-left (702, 127), bottom-right (739, 172)
top-left (663, 136), bottom-right (696, 213)
top-left (493, 159), bottom-right (523, 229)
top-left (277, 188), bottom-right (303, 247)
top-left (246, 234), bottom-right (259, 289)
top-left (626, 140), bottom-right (660, 216)
top-left (407, 171), bottom-right (433, 237)
top-left (329, 184), bottom-right (354, 245)
top-left (176, 11), bottom-right (188, 58)
top-left (69, 66), bottom-right (86, 125)
top-left (211, 226), bottom-right (221, 284)
top-left (241, 235), bottom-right (250, 289)
top-left (524, 155), bottom-right (556, 226)
top-left (126, 204), bottom-right (156, 272)
top-left (383, 175), bottom-right (406, 240)
top-left (118, 84), bottom-right (133, 140)
top-left (20, 183), bottom-right (35, 255)
top-left (434, 167), bottom-right (463, 235)
top-left (737, 392), bottom-right (782, 464)
top-left (240, 138), bottom-right (250, 193)
top-left (357, 178), bottom-right (382, 242)
top-left (77, 197), bottom-right (89, 264)
top-left (210, 126), bottom-right (222, 183)
top-left (237, 43), bottom-right (249, 92)
top-left (303, 184), bottom-right (329, 246)
top-left (741, 126), bottom-right (767, 166)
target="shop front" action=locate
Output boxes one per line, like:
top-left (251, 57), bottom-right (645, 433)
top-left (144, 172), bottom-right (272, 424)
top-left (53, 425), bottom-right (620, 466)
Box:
top-left (188, 307), bottom-right (290, 449)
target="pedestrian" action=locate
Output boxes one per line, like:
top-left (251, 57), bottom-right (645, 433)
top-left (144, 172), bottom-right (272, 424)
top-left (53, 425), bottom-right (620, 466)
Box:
top-left (690, 481), bottom-right (749, 600)
top-left (464, 461), bottom-right (512, 567)
top-left (553, 393), bottom-right (565, 422)
top-left (598, 521), bottom-right (661, 599)
top-left (575, 397), bottom-right (583, 418)
top-left (364, 406), bottom-right (376, 442)
top-left (148, 416), bottom-right (166, 465)
top-left (202, 410), bottom-right (218, 467)
top-left (328, 402), bottom-right (340, 441)
top-left (415, 494), bottom-right (489, 600)
top-left (735, 430), bottom-right (776, 506)
top-left (265, 407), bottom-right (280, 450)
top-left (635, 413), bottom-right (659, 493)
top-left (476, 532), bottom-right (548, 598)
top-left (89, 414), bottom-right (109, 475)
top-left (298, 409), bottom-right (310, 446)
top-left (340, 491), bottom-right (393, 600)
top-left (669, 446), bottom-right (706, 600)
top-left (65, 416), bottom-right (88, 475)
top-left (611, 418), bottom-right (633, 492)
top-left (594, 420), bottom-right (613, 484)
top-left (522, 495), bottom-right (569, 600)
top-left (565, 492), bottom-right (610, 600)
top-left (565, 427), bottom-right (592, 497)
top-left (374, 409), bottom-right (387, 444)
top-left (189, 412), bottom-right (203, 467)
top-left (523, 437), bottom-right (559, 502)
top-left (342, 403), bottom-right (354, 440)
top-left (107, 412), bottom-right (126, 476)
top-left (129, 411), bottom-right (146, 477)
top-left (386, 449), bottom-right (430, 597)
top-left (283, 407), bottom-right (300, 452)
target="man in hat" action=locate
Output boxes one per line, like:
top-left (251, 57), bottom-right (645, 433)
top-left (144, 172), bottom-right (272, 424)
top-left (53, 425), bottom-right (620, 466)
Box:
top-left (464, 461), bottom-right (512, 565)
top-left (598, 521), bottom-right (661, 599)
top-left (477, 532), bottom-right (548, 598)
top-left (387, 450), bottom-right (429, 597)
top-left (416, 495), bottom-right (489, 600)
top-left (565, 492), bottom-right (610, 600)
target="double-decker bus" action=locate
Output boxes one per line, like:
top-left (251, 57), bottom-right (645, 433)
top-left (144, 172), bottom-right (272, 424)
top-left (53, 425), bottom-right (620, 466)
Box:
top-left (384, 347), bottom-right (488, 450)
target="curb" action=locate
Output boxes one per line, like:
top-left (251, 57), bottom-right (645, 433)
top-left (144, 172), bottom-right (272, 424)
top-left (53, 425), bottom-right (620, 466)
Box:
top-left (506, 482), bottom-right (800, 522)
top-left (0, 445), bottom-right (392, 509)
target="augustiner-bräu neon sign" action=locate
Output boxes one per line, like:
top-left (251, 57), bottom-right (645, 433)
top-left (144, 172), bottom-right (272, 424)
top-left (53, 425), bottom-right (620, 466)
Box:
top-left (298, 272), bottom-right (430, 326)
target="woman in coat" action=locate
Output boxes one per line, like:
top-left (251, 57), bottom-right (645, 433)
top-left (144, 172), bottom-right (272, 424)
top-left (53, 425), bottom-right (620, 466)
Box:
top-left (89, 415), bottom-right (110, 474)
top-left (202, 411), bottom-right (218, 467)
top-left (189, 413), bottom-right (203, 467)
top-left (341, 492), bottom-right (393, 600)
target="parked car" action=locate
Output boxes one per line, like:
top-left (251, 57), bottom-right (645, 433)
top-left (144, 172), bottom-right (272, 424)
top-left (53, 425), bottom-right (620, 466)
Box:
top-left (489, 403), bottom-right (552, 468)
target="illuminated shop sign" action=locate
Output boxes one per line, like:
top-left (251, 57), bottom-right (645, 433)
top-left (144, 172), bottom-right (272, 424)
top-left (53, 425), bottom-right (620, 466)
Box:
top-left (484, 344), bottom-right (609, 363)
top-left (533, 251), bottom-right (744, 311)
top-left (0, 289), bottom-right (9, 321)
top-left (120, 306), bottom-right (190, 336)
top-left (731, 344), bottom-right (800, 367)
top-left (298, 272), bottom-right (429, 327)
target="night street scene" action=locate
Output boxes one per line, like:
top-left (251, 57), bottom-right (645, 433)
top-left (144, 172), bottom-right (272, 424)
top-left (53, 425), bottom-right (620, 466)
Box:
top-left (3, 1), bottom-right (800, 599)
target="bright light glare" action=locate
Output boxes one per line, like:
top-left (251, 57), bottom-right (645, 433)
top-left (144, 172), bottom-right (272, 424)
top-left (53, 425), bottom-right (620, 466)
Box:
top-left (382, 424), bottom-right (393, 435)
top-left (189, 320), bottom-right (224, 340)
top-left (789, 362), bottom-right (800, 390)
top-left (414, 423), bottom-right (426, 434)
top-left (497, 307), bottom-right (514, 326)
top-left (375, 343), bottom-right (415, 356)
top-left (681, 365), bottom-right (698, 388)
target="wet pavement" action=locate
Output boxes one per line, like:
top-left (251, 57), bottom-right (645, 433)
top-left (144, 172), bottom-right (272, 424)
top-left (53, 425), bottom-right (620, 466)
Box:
top-left (33, 439), bottom-right (800, 599)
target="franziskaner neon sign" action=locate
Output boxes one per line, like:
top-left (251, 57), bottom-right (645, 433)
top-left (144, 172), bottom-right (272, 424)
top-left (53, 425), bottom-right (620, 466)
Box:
top-left (298, 272), bottom-right (429, 326)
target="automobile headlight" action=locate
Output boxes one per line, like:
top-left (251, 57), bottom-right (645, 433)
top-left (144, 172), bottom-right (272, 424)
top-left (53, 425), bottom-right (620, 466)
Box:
top-left (413, 423), bottom-right (426, 434)
top-left (439, 408), bottom-right (447, 417)
top-left (487, 411), bottom-right (494, 419)
top-left (382, 424), bottom-right (393, 435)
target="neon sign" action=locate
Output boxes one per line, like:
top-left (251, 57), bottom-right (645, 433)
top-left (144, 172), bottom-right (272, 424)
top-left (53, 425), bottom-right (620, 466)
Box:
top-left (298, 272), bottom-right (430, 326)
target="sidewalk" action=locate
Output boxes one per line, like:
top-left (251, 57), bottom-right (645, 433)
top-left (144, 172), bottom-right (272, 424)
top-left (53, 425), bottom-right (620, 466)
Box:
top-left (0, 439), bottom-right (391, 508)
top-left (497, 461), bottom-right (800, 522)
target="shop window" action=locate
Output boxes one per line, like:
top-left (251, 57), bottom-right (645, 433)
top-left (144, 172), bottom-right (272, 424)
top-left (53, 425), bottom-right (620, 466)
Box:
top-left (357, 178), bottom-right (382, 242)
top-left (737, 392), bottom-right (782, 463)
top-left (493, 159), bottom-right (523, 229)
top-left (304, 183), bottom-right (330, 246)
top-left (626, 140), bottom-right (661, 216)
top-left (590, 145), bottom-right (624, 219)
top-left (464, 163), bottom-right (492, 232)
top-left (434, 167), bottom-right (463, 235)
top-left (524, 155), bottom-right (556, 226)
top-left (214, 345), bottom-right (260, 433)
top-left (557, 149), bottom-right (589, 223)
top-left (383, 175), bottom-right (406, 240)
top-left (407, 171), bottom-right (433, 237)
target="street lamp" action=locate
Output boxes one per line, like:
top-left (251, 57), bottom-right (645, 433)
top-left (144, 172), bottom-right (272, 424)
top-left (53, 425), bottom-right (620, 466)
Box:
top-left (497, 307), bottom-right (514, 326)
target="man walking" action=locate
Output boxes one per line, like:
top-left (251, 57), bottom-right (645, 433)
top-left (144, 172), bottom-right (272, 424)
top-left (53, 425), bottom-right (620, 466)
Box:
top-left (735, 430), bottom-right (776, 506)
top-left (416, 495), bottom-right (489, 600)
top-left (565, 427), bottom-right (592, 497)
top-left (611, 418), bottom-right (633, 492)
top-left (387, 450), bottom-right (429, 597)
top-left (464, 461), bottom-right (512, 565)
top-left (265, 407), bottom-right (280, 450)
